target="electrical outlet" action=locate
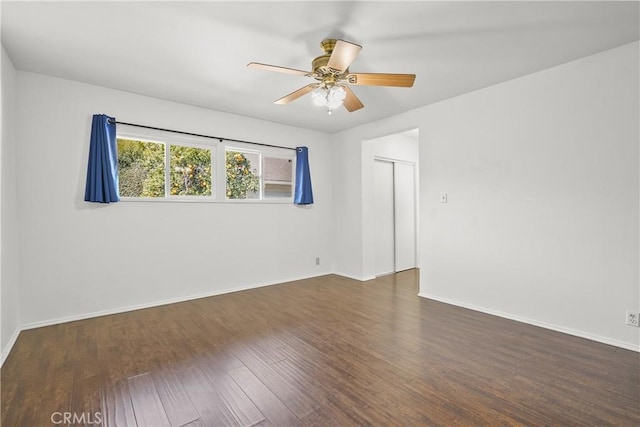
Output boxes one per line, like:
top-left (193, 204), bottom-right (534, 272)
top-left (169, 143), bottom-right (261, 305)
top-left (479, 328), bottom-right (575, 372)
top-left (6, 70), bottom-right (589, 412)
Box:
top-left (315, 257), bottom-right (320, 266)
top-left (626, 311), bottom-right (640, 327)
top-left (440, 193), bottom-right (448, 203)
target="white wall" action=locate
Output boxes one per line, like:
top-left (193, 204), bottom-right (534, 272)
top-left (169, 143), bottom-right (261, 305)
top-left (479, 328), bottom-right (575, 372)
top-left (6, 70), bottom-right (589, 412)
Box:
top-left (1, 46), bottom-right (20, 363)
top-left (331, 132), bottom-right (364, 279)
top-left (369, 132), bottom-right (419, 162)
top-left (332, 42), bottom-right (640, 350)
top-left (16, 72), bottom-right (333, 327)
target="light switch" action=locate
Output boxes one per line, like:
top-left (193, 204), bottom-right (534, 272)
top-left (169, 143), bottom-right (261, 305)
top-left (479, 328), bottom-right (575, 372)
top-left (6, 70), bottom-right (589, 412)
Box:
top-left (440, 193), bottom-right (448, 203)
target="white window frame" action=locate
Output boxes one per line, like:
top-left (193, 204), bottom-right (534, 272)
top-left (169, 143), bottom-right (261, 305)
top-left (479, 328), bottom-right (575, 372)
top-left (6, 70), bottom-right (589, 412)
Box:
top-left (116, 130), bottom-right (295, 204)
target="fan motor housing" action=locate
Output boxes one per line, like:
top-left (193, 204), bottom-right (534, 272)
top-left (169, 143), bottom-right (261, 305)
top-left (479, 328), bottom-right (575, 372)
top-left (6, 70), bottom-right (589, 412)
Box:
top-left (311, 54), bottom-right (331, 74)
top-left (311, 56), bottom-right (346, 86)
top-left (313, 39), bottom-right (349, 81)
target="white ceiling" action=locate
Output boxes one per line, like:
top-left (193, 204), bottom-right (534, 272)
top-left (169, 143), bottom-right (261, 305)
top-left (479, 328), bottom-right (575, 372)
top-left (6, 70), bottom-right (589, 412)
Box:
top-left (2, 1), bottom-right (638, 133)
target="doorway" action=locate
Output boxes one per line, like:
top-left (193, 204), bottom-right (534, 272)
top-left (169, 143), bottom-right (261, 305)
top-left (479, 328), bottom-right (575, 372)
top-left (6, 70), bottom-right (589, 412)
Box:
top-left (374, 158), bottom-right (417, 276)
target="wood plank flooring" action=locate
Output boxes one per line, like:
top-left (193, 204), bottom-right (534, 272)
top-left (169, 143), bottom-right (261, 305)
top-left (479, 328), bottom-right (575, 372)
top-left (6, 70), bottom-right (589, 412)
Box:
top-left (1, 270), bottom-right (639, 426)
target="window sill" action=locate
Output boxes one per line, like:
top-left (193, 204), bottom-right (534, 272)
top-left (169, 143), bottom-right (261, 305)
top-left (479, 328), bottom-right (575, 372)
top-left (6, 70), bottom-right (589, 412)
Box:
top-left (118, 197), bottom-right (294, 205)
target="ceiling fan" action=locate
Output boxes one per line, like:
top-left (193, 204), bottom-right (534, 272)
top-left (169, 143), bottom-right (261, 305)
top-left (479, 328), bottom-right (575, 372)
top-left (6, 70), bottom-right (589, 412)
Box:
top-left (247, 39), bottom-right (416, 114)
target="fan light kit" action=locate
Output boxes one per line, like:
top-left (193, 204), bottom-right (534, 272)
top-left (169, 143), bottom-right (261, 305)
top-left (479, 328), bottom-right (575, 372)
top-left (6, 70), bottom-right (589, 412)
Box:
top-left (311, 86), bottom-right (346, 114)
top-left (248, 39), bottom-right (416, 115)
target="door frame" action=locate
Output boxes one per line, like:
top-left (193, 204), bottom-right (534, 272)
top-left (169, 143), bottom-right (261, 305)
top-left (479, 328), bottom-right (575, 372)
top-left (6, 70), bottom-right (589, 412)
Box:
top-left (373, 156), bottom-right (417, 276)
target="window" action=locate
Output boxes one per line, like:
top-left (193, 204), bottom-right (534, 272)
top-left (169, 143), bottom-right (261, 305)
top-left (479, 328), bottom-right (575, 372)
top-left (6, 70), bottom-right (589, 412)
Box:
top-left (263, 156), bottom-right (293, 198)
top-left (117, 133), bottom-right (294, 203)
top-left (226, 150), bottom-right (260, 199)
top-left (169, 145), bottom-right (212, 196)
top-left (117, 136), bottom-right (213, 199)
top-left (225, 149), bottom-right (293, 200)
top-left (117, 138), bottom-right (165, 197)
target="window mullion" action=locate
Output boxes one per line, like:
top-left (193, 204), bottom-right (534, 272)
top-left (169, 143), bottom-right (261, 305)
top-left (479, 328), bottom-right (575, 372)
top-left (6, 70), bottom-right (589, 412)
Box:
top-left (164, 143), bottom-right (171, 197)
top-left (258, 153), bottom-right (263, 200)
top-left (210, 147), bottom-right (216, 200)
top-left (217, 144), bottom-right (226, 199)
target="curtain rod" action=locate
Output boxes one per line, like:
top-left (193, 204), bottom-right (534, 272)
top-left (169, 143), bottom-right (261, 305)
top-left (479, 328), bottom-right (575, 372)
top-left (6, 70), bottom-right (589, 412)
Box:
top-left (107, 119), bottom-right (297, 151)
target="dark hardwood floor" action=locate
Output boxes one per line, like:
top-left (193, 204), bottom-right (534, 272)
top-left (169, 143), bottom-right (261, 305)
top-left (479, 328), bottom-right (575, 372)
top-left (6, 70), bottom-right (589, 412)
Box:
top-left (2, 270), bottom-right (638, 426)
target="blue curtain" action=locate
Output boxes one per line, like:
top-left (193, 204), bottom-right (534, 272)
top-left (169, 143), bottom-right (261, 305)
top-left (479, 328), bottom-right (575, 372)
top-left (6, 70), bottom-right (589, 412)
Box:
top-left (294, 146), bottom-right (314, 205)
top-left (84, 114), bottom-right (119, 203)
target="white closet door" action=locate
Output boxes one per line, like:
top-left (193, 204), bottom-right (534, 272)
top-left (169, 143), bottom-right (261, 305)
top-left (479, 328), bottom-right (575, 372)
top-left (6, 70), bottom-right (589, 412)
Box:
top-left (374, 160), bottom-right (395, 276)
top-left (394, 162), bottom-right (417, 271)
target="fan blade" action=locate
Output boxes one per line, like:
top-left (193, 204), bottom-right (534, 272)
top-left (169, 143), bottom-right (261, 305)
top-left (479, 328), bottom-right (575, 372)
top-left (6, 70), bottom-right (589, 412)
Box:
top-left (327, 40), bottom-right (362, 73)
top-left (247, 62), bottom-right (311, 76)
top-left (347, 73), bottom-right (416, 87)
top-left (343, 86), bottom-right (364, 112)
top-left (274, 84), bottom-right (317, 105)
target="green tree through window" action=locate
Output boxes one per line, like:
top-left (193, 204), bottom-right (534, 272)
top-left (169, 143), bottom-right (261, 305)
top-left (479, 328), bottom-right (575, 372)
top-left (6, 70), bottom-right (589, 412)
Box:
top-left (117, 139), bottom-right (213, 198)
top-left (117, 139), bottom-right (165, 197)
top-left (170, 145), bottom-right (212, 196)
top-left (226, 151), bottom-right (260, 199)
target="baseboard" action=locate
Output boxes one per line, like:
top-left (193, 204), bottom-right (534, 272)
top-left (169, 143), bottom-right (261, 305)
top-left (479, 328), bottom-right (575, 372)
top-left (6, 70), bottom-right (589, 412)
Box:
top-left (418, 293), bottom-right (640, 353)
top-left (1, 327), bottom-right (21, 367)
top-left (21, 271), bottom-right (333, 331)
